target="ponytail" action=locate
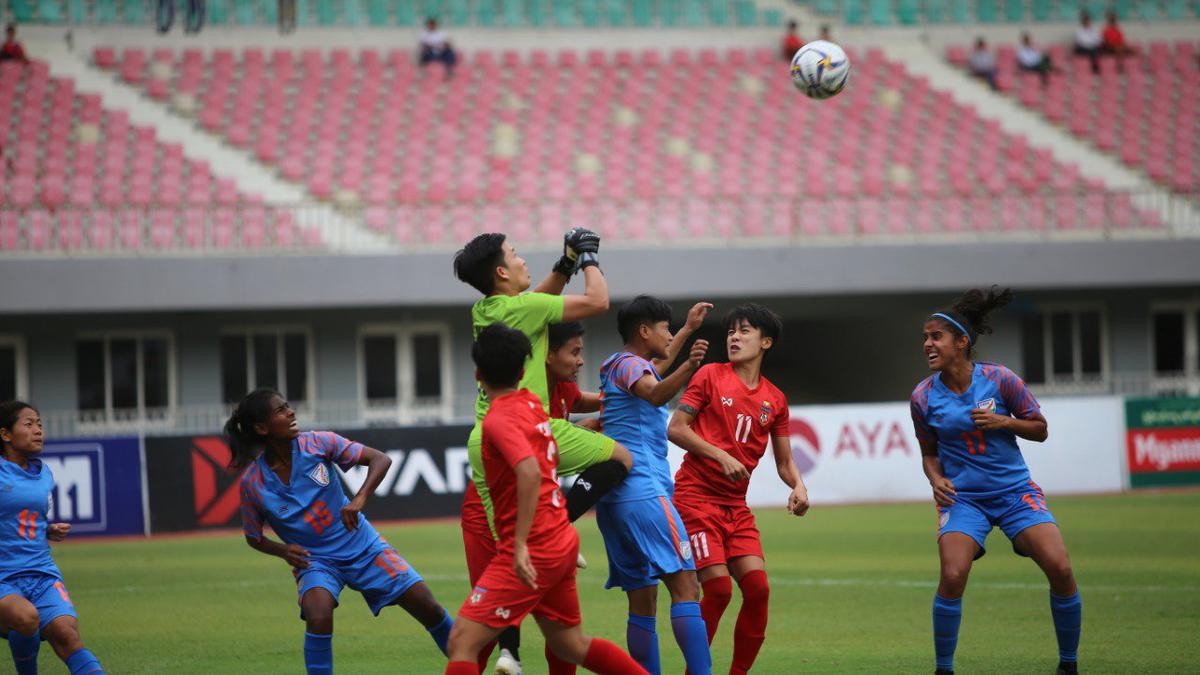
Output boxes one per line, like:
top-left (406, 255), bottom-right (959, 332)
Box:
top-left (934, 286), bottom-right (1014, 356)
top-left (223, 389), bottom-right (279, 471)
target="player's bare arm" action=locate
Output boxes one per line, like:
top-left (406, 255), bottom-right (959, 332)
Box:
top-left (769, 431), bottom-right (810, 516)
top-left (561, 265), bottom-right (609, 321)
top-left (246, 534), bottom-right (311, 569)
top-left (512, 456), bottom-right (541, 590)
top-left (668, 405), bottom-right (750, 482)
top-left (341, 446), bottom-right (392, 531)
top-left (631, 339), bottom-right (709, 407)
top-left (919, 437), bottom-right (956, 506)
top-left (652, 302), bottom-right (712, 373)
top-left (571, 391), bottom-right (603, 414)
top-left (972, 410), bottom-right (1048, 442)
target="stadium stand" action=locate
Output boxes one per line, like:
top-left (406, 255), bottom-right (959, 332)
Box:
top-left (0, 59), bottom-right (322, 252)
top-left (8, 0), bottom-right (784, 27)
top-left (800, 0), bottom-right (1200, 26)
top-left (97, 44), bottom-right (1164, 244)
top-left (947, 39), bottom-right (1198, 194)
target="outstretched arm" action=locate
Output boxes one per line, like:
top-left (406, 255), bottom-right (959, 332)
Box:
top-left (630, 340), bottom-right (709, 407)
top-left (652, 302), bottom-right (712, 374)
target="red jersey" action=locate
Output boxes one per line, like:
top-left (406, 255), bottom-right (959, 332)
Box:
top-left (548, 380), bottom-right (582, 420)
top-left (480, 389), bottom-right (573, 557)
top-left (673, 363), bottom-right (789, 505)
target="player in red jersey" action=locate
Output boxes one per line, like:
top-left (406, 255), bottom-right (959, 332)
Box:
top-left (669, 304), bottom-right (810, 675)
top-left (445, 324), bottom-right (649, 675)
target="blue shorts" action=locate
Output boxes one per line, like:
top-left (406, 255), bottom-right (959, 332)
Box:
top-left (0, 572), bottom-right (77, 633)
top-left (596, 496), bottom-right (696, 592)
top-left (937, 482), bottom-right (1057, 559)
top-left (294, 539), bottom-right (424, 618)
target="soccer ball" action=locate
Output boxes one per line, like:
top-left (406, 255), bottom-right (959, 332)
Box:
top-left (790, 40), bottom-right (851, 100)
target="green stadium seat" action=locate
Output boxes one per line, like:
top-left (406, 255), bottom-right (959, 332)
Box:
top-left (1164, 0), bottom-right (1190, 18)
top-left (315, 0), bottom-right (338, 24)
top-left (475, 0), bottom-right (496, 25)
top-left (762, 7), bottom-right (784, 24)
top-left (500, 0), bottom-right (523, 25)
top-left (94, 0), bottom-right (117, 22)
top-left (553, 0), bottom-right (577, 26)
top-left (949, 0), bottom-right (971, 21)
top-left (1055, 0), bottom-right (1079, 21)
top-left (124, 0), bottom-right (147, 23)
top-left (343, 0), bottom-right (367, 25)
top-left (869, 0), bottom-right (893, 23)
top-left (366, 0), bottom-right (387, 24)
top-left (631, 0), bottom-right (653, 25)
top-left (10, 1), bottom-right (35, 22)
top-left (1029, 0), bottom-right (1052, 19)
top-left (69, 0), bottom-right (89, 21)
top-left (604, 0), bottom-right (626, 24)
top-left (708, 0), bottom-right (730, 24)
top-left (261, 0), bottom-right (279, 23)
top-left (814, 0), bottom-right (839, 15)
top-left (1132, 0), bottom-right (1160, 19)
top-left (923, 0), bottom-right (947, 22)
top-left (977, 0), bottom-right (1000, 21)
top-left (203, 0), bottom-right (226, 24)
top-left (897, 0), bottom-right (920, 24)
top-left (734, 0), bottom-right (758, 24)
top-left (661, 0), bottom-right (682, 25)
top-left (234, 1), bottom-right (258, 24)
top-left (447, 0), bottom-right (469, 24)
top-left (1110, 0), bottom-right (1132, 18)
top-left (37, 0), bottom-right (64, 22)
top-left (396, 0), bottom-right (417, 24)
top-left (528, 0), bottom-right (547, 26)
top-left (1003, 0), bottom-right (1026, 22)
top-left (845, 0), bottom-right (865, 23)
top-left (580, 0), bottom-right (601, 26)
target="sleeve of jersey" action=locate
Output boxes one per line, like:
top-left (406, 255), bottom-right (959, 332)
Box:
top-left (239, 480), bottom-right (264, 541)
top-left (316, 431), bottom-right (365, 471)
top-left (998, 367), bottom-right (1041, 420)
top-left (484, 411), bottom-right (537, 469)
top-left (615, 356), bottom-right (655, 394)
top-left (511, 292), bottom-right (565, 333)
top-left (910, 387), bottom-right (936, 443)
top-left (770, 392), bottom-right (791, 435)
top-left (677, 366), bottom-right (710, 414)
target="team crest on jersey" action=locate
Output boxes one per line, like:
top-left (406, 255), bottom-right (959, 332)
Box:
top-left (759, 401), bottom-right (773, 425)
top-left (469, 586), bottom-right (487, 604)
top-left (938, 510), bottom-right (950, 529)
top-left (974, 398), bottom-right (996, 412)
top-left (307, 464), bottom-right (330, 487)
top-left (679, 539), bottom-right (692, 561)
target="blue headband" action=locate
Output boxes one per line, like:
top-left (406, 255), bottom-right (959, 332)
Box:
top-left (930, 313), bottom-right (972, 345)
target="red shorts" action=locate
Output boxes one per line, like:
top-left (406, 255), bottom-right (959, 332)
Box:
top-left (673, 497), bottom-right (763, 569)
top-left (462, 518), bottom-right (497, 587)
top-left (458, 533), bottom-right (582, 629)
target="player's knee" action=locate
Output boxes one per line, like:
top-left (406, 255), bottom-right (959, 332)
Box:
top-left (399, 583), bottom-right (446, 626)
top-left (301, 591), bottom-right (336, 629)
top-left (739, 573), bottom-right (769, 605)
top-left (939, 566), bottom-right (970, 594)
top-left (611, 443), bottom-right (633, 471)
top-left (1046, 557), bottom-right (1074, 586)
top-left (43, 618), bottom-right (83, 655)
top-left (666, 572), bottom-right (701, 603)
top-left (546, 631), bottom-right (588, 664)
top-left (703, 575), bottom-right (734, 607)
top-left (10, 607), bottom-right (39, 637)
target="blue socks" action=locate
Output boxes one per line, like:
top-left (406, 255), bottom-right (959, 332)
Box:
top-left (303, 632), bottom-right (333, 675)
top-left (8, 630), bottom-right (39, 675)
top-left (426, 607), bottom-right (454, 656)
top-left (670, 601), bottom-right (712, 675)
top-left (932, 594), bottom-right (962, 672)
top-left (627, 613), bottom-right (661, 675)
top-left (65, 648), bottom-right (104, 675)
top-left (1050, 591), bottom-right (1082, 663)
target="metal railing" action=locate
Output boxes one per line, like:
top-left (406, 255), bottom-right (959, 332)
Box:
top-left (1, 190), bottom-right (1196, 258)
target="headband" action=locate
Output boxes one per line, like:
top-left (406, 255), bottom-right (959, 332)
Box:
top-left (930, 312), bottom-right (972, 345)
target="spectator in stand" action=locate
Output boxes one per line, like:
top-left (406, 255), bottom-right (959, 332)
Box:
top-left (1017, 32), bottom-right (1054, 87)
top-left (819, 24), bottom-right (833, 41)
top-left (419, 17), bottom-right (457, 79)
top-left (1101, 11), bottom-right (1134, 70)
top-left (968, 37), bottom-right (999, 91)
top-left (1074, 11), bottom-right (1102, 74)
top-left (0, 23), bottom-right (29, 63)
top-left (278, 0), bottom-right (296, 34)
top-left (781, 20), bottom-right (803, 61)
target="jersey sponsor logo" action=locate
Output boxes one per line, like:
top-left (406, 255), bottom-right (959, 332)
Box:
top-left (721, 397), bottom-right (734, 407)
top-left (494, 607), bottom-right (512, 620)
top-left (308, 463), bottom-right (331, 487)
top-left (759, 400), bottom-right (773, 425)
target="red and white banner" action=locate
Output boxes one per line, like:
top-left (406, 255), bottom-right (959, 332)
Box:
top-left (667, 396), bottom-right (1126, 507)
top-left (1126, 428), bottom-right (1200, 474)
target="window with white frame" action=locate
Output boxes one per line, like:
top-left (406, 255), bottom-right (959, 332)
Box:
top-left (219, 328), bottom-right (314, 405)
top-left (1020, 308), bottom-right (1106, 385)
top-left (76, 332), bottom-right (174, 422)
top-left (359, 324), bottom-right (451, 420)
top-left (0, 335), bottom-right (28, 402)
top-left (1151, 303), bottom-right (1200, 380)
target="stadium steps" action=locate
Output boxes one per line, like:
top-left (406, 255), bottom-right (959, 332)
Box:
top-left (882, 41), bottom-right (1199, 231)
top-left (38, 40), bottom-right (388, 250)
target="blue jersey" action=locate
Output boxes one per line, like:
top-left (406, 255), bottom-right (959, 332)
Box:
top-left (599, 352), bottom-right (673, 502)
top-left (239, 431), bottom-right (381, 562)
top-left (910, 362), bottom-right (1042, 496)
top-left (0, 456), bottom-right (60, 582)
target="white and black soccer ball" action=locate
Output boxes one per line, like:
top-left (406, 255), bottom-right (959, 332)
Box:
top-left (790, 40), bottom-right (851, 100)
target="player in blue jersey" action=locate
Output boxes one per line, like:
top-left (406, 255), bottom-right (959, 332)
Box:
top-left (227, 389), bottom-right (454, 675)
top-left (0, 401), bottom-right (105, 675)
top-left (910, 288), bottom-right (1081, 675)
top-left (595, 295), bottom-right (713, 675)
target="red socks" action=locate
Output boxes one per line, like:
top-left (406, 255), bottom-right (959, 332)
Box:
top-left (582, 637), bottom-right (650, 675)
top-left (445, 661), bottom-right (479, 675)
top-left (545, 643), bottom-right (578, 675)
top-left (700, 575), bottom-right (734, 644)
top-left (731, 570), bottom-right (770, 675)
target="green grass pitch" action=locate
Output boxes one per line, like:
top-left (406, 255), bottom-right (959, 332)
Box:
top-left (39, 491), bottom-right (1200, 673)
